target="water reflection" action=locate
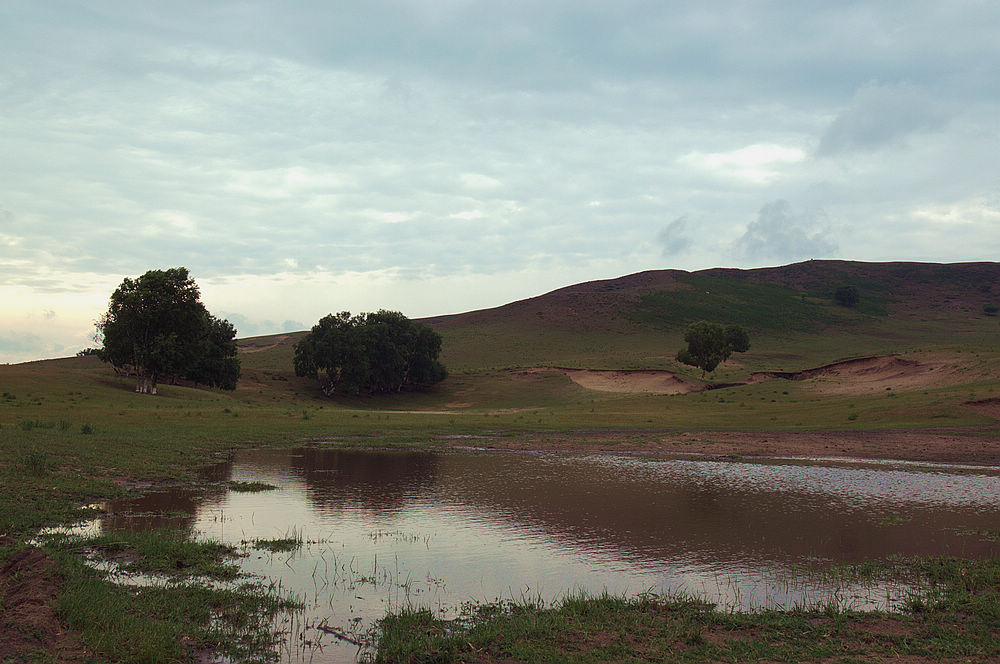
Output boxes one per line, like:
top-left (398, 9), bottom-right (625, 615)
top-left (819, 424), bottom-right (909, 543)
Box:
top-left (87, 449), bottom-right (1000, 663)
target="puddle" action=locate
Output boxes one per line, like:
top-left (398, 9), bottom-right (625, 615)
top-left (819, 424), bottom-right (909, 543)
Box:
top-left (62, 448), bottom-right (1000, 663)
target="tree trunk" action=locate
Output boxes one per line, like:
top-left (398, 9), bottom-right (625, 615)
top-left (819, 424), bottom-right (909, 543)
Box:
top-left (150, 373), bottom-right (158, 396)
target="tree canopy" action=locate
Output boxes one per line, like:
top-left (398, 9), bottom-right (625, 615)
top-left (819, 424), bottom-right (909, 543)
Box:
top-left (294, 310), bottom-right (447, 395)
top-left (97, 268), bottom-right (240, 394)
top-left (676, 321), bottom-right (750, 378)
top-left (834, 285), bottom-right (860, 307)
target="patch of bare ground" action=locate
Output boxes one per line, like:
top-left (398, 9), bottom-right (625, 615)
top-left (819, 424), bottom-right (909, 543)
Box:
top-left (748, 354), bottom-right (984, 395)
top-left (528, 366), bottom-right (700, 394)
top-left (531, 353), bottom-right (985, 397)
top-left (965, 397), bottom-right (1000, 420)
top-left (0, 539), bottom-right (89, 663)
top-left (238, 334), bottom-right (291, 353)
top-left (448, 428), bottom-right (1000, 465)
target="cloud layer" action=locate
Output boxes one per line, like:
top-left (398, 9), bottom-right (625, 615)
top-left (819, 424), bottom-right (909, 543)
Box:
top-left (2, 2), bottom-right (999, 361)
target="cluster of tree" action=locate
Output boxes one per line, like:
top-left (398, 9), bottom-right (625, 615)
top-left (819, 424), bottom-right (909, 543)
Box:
top-left (294, 310), bottom-right (447, 395)
top-left (676, 321), bottom-right (750, 378)
top-left (834, 285), bottom-right (860, 307)
top-left (97, 268), bottom-right (240, 394)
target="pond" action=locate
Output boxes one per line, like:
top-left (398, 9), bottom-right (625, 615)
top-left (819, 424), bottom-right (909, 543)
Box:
top-left (74, 448), bottom-right (1000, 663)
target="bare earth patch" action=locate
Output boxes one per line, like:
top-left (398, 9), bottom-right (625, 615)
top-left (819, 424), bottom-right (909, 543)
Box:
top-left (238, 334), bottom-right (291, 353)
top-left (532, 354), bottom-right (985, 396)
top-left (563, 368), bottom-right (699, 394)
top-left (529, 366), bottom-right (700, 394)
top-left (748, 353), bottom-right (985, 395)
top-left (965, 397), bottom-right (1000, 420)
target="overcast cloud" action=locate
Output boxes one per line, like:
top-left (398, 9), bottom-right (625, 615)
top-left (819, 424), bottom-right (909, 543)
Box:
top-left (2, 1), bottom-right (999, 362)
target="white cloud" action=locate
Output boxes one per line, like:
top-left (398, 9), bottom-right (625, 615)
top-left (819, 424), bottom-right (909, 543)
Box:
top-left (681, 144), bottom-right (806, 183)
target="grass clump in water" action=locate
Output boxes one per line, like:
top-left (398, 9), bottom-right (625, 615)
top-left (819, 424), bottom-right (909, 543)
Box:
top-left (229, 480), bottom-right (279, 492)
top-left (244, 534), bottom-right (303, 553)
top-left (49, 529), bottom-right (241, 580)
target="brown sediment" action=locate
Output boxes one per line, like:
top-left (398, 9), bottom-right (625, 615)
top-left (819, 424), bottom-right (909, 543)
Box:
top-left (443, 425), bottom-right (1000, 466)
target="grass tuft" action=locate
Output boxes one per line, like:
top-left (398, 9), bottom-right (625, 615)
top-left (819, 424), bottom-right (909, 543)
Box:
top-left (229, 480), bottom-right (278, 493)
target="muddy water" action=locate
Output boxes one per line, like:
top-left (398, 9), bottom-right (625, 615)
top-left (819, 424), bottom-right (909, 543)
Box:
top-left (91, 449), bottom-right (1000, 663)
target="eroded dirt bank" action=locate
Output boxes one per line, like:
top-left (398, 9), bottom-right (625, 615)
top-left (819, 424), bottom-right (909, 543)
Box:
top-left (0, 538), bottom-right (88, 663)
top-left (531, 353), bottom-right (989, 396)
top-left (444, 427), bottom-right (1000, 466)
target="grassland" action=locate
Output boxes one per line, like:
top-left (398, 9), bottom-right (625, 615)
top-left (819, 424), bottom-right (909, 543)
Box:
top-left (1, 260), bottom-right (999, 662)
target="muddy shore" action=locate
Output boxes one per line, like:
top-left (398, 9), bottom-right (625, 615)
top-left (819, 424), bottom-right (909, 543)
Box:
top-left (441, 425), bottom-right (1000, 466)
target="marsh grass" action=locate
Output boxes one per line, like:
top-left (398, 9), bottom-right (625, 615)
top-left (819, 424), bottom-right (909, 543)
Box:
top-left (369, 558), bottom-right (1000, 663)
top-left (229, 480), bottom-right (279, 492)
top-left (244, 530), bottom-right (303, 553)
top-left (19, 448), bottom-right (49, 476)
top-left (47, 529), bottom-right (242, 580)
top-left (55, 550), bottom-right (302, 664)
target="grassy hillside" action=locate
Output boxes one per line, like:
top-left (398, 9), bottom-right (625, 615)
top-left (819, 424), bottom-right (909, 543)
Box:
top-left (413, 260), bottom-right (1000, 373)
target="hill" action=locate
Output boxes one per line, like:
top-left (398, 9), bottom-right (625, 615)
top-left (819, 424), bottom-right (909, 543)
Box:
top-left (414, 259), bottom-right (1000, 372)
top-left (221, 260), bottom-right (1000, 432)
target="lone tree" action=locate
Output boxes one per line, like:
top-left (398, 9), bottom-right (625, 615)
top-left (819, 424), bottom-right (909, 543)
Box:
top-left (834, 285), bottom-right (860, 307)
top-left (294, 310), bottom-right (447, 395)
top-left (96, 268), bottom-right (240, 394)
top-left (676, 321), bottom-right (750, 378)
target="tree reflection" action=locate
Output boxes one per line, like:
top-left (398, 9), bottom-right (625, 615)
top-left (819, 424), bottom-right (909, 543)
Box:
top-left (290, 448), bottom-right (440, 513)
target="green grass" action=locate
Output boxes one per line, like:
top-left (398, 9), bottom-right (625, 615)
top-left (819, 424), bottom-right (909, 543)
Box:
top-left (45, 529), bottom-right (243, 579)
top-left (55, 550), bottom-right (300, 664)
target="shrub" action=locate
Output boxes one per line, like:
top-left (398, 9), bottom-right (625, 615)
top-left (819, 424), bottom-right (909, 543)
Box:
top-left (983, 303), bottom-right (998, 316)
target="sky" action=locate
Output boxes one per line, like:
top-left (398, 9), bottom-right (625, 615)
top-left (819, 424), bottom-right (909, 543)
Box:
top-left (2, 1), bottom-right (999, 363)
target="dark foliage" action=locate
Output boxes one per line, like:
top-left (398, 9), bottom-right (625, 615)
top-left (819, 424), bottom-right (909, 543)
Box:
top-left (294, 310), bottom-right (447, 395)
top-left (724, 325), bottom-right (750, 353)
top-left (676, 320), bottom-right (750, 378)
top-left (834, 284), bottom-right (860, 307)
top-left (97, 268), bottom-right (240, 393)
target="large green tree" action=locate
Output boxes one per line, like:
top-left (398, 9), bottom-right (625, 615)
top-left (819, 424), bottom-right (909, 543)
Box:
top-left (676, 321), bottom-right (750, 378)
top-left (97, 268), bottom-right (240, 394)
top-left (294, 310), bottom-right (446, 395)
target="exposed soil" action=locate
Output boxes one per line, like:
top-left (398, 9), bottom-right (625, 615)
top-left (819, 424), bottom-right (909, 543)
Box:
top-left (533, 353), bottom-right (986, 396)
top-left (749, 354), bottom-right (979, 395)
top-left (965, 397), bottom-right (1000, 420)
top-left (0, 538), bottom-right (89, 663)
top-left (238, 334), bottom-right (291, 353)
top-left (530, 366), bottom-right (700, 394)
top-left (447, 426), bottom-right (1000, 466)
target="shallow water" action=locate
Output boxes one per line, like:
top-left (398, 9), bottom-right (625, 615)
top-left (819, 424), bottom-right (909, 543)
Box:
top-left (78, 448), bottom-right (1000, 662)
